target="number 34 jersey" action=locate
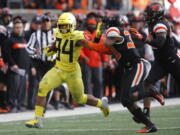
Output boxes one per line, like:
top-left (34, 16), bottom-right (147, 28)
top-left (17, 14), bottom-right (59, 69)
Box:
top-left (53, 28), bottom-right (85, 71)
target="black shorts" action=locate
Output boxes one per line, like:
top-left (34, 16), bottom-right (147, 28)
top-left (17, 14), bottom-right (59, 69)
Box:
top-left (120, 59), bottom-right (151, 106)
top-left (146, 55), bottom-right (180, 86)
top-left (145, 61), bottom-right (167, 85)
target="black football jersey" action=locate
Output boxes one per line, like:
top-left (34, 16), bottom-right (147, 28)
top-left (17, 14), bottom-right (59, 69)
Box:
top-left (112, 28), bottom-right (141, 67)
top-left (148, 19), bottom-right (177, 61)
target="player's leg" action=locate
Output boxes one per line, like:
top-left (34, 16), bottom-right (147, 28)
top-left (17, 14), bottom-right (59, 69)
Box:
top-left (168, 55), bottom-right (180, 88)
top-left (142, 61), bottom-right (167, 119)
top-left (127, 60), bottom-right (165, 105)
top-left (66, 67), bottom-right (109, 117)
top-left (25, 67), bottom-right (63, 128)
top-left (121, 81), bottom-right (157, 133)
top-left (120, 61), bottom-right (158, 133)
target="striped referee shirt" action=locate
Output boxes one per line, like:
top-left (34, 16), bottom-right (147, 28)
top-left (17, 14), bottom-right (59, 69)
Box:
top-left (26, 29), bottom-right (55, 62)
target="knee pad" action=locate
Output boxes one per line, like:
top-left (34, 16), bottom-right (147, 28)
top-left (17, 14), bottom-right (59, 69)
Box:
top-left (73, 94), bottom-right (87, 104)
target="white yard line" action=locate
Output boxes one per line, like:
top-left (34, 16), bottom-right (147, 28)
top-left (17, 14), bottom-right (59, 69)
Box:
top-left (0, 127), bottom-right (180, 133)
top-left (0, 98), bottom-right (180, 122)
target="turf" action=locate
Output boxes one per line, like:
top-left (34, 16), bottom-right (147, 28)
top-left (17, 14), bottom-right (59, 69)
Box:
top-left (0, 105), bottom-right (180, 135)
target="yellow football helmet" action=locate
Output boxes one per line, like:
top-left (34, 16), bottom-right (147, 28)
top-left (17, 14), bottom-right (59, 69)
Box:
top-left (57, 12), bottom-right (76, 36)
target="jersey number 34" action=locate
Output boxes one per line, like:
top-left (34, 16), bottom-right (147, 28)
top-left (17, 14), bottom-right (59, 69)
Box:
top-left (56, 38), bottom-right (74, 62)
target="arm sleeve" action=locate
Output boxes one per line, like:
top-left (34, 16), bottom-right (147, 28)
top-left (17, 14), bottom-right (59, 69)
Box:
top-left (86, 40), bottom-right (112, 54)
top-left (4, 40), bottom-right (16, 66)
top-left (148, 35), bottom-right (166, 48)
top-left (26, 33), bottom-right (37, 55)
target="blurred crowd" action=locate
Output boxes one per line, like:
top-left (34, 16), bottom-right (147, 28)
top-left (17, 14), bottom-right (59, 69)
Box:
top-left (0, 0), bottom-right (124, 10)
top-left (0, 5), bottom-right (180, 113)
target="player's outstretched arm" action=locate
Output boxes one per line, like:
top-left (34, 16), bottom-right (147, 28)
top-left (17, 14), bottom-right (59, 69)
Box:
top-left (80, 39), bottom-right (112, 54)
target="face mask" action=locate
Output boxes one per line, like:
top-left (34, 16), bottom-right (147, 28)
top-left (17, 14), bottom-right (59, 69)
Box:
top-left (60, 29), bottom-right (68, 34)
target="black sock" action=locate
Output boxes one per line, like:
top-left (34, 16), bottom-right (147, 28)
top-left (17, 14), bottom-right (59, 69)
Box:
top-left (131, 108), bottom-right (153, 127)
top-left (143, 107), bottom-right (150, 117)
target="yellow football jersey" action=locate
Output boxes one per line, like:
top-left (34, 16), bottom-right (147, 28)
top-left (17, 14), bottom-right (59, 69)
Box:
top-left (53, 28), bottom-right (85, 71)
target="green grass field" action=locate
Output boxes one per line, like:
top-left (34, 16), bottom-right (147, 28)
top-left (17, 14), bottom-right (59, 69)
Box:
top-left (0, 105), bottom-right (180, 135)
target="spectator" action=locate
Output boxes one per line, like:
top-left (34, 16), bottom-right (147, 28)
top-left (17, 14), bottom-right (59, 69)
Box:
top-left (0, 25), bottom-right (8, 113)
top-left (4, 20), bottom-right (31, 113)
top-left (0, 8), bottom-right (12, 34)
top-left (106, 0), bottom-right (122, 10)
top-left (54, 83), bottom-right (74, 110)
top-left (25, 16), bottom-right (41, 110)
top-left (80, 14), bottom-right (108, 98)
top-left (55, 0), bottom-right (68, 10)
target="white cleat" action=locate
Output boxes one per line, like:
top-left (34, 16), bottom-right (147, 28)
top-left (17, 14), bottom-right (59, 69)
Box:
top-left (100, 97), bottom-right (110, 117)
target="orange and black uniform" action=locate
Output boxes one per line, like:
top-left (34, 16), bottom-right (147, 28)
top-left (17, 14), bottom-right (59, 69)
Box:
top-left (87, 28), bottom-right (152, 104)
top-left (4, 33), bottom-right (30, 110)
top-left (86, 27), bottom-right (161, 128)
top-left (146, 19), bottom-right (180, 87)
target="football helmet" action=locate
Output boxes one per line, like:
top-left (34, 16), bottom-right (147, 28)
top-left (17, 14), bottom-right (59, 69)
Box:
top-left (144, 2), bottom-right (164, 24)
top-left (57, 12), bottom-right (76, 36)
top-left (119, 15), bottom-right (129, 27)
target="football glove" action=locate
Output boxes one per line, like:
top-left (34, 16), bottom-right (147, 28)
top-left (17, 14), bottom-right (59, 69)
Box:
top-left (129, 28), bottom-right (143, 40)
top-left (96, 22), bottom-right (103, 39)
top-left (44, 44), bottom-right (57, 57)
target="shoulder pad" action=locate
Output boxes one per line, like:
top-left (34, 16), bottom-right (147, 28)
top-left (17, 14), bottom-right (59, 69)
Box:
top-left (53, 28), bottom-right (59, 37)
top-left (153, 23), bottom-right (168, 33)
top-left (70, 30), bottom-right (84, 40)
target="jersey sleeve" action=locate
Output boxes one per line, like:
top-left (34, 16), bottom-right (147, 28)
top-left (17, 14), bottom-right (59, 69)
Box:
top-left (153, 23), bottom-right (168, 33)
top-left (86, 40), bottom-right (112, 54)
top-left (71, 31), bottom-right (85, 41)
top-left (52, 28), bottom-right (59, 37)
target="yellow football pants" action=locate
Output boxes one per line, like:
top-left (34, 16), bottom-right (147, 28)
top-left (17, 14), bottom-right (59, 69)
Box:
top-left (38, 65), bottom-right (87, 104)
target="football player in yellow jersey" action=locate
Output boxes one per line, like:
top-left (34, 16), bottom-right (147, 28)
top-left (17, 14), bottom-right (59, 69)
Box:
top-left (25, 12), bottom-right (109, 128)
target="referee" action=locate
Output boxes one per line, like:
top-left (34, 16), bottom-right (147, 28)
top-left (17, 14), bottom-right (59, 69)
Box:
top-left (27, 15), bottom-right (55, 81)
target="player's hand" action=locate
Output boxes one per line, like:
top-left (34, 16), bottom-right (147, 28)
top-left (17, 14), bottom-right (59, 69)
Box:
top-left (31, 67), bottom-right (37, 76)
top-left (34, 48), bottom-right (40, 55)
top-left (144, 34), bottom-right (153, 43)
top-left (129, 28), bottom-right (143, 40)
top-left (84, 56), bottom-right (89, 63)
top-left (44, 44), bottom-right (57, 52)
top-left (11, 65), bottom-right (19, 71)
top-left (96, 22), bottom-right (103, 38)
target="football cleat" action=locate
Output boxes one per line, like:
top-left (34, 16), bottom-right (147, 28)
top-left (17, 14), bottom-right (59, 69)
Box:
top-left (136, 125), bottom-right (157, 133)
top-left (152, 88), bottom-right (165, 105)
top-left (25, 118), bottom-right (43, 128)
top-left (100, 97), bottom-right (110, 117)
